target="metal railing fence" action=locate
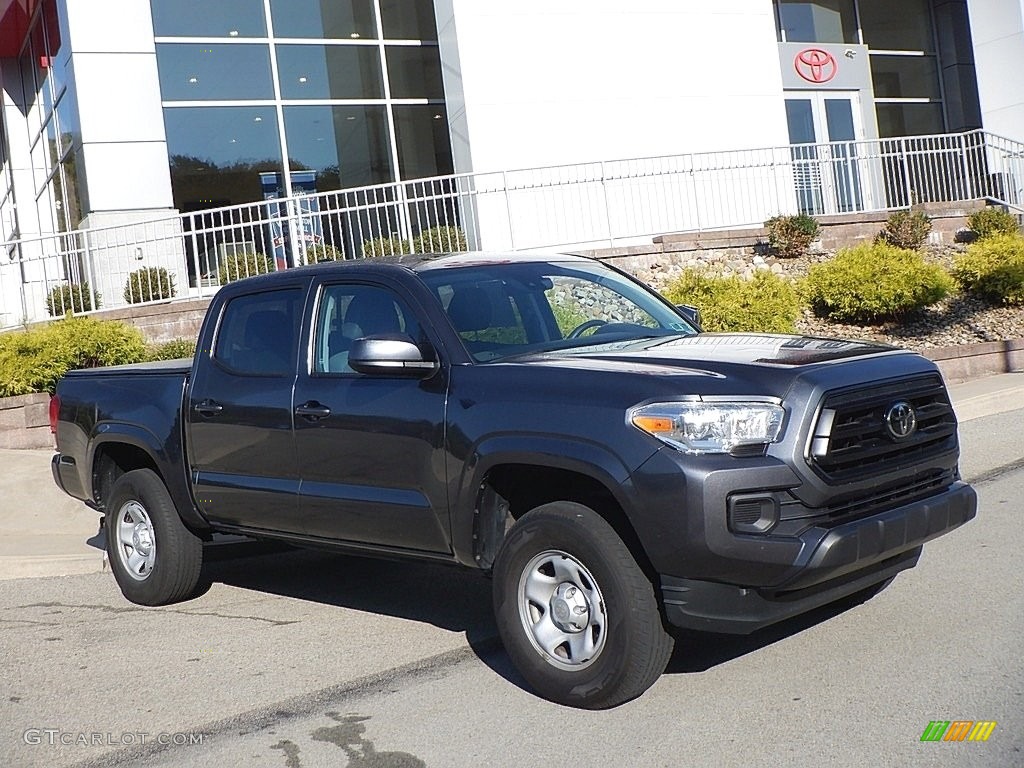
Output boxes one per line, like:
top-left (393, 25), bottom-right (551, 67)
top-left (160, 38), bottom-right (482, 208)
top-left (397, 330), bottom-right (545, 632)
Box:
top-left (2, 128), bottom-right (1023, 329)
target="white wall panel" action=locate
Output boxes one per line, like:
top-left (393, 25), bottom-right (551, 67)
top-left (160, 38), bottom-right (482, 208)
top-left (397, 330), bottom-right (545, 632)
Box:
top-left (968, 0), bottom-right (1024, 139)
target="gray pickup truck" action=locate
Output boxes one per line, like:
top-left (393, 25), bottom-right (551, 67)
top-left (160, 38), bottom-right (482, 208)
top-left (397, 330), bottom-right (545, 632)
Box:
top-left (51, 252), bottom-right (977, 708)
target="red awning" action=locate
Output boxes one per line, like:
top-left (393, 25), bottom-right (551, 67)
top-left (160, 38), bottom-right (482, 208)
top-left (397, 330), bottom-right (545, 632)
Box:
top-left (0, 0), bottom-right (41, 57)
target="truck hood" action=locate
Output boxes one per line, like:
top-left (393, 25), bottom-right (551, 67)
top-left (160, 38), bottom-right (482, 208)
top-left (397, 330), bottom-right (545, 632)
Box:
top-left (521, 333), bottom-right (903, 371)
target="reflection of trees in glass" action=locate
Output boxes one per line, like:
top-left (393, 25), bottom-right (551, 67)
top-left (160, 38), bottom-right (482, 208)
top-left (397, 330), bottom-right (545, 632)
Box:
top-left (169, 154), bottom-right (315, 210)
top-left (44, 134), bottom-right (84, 232)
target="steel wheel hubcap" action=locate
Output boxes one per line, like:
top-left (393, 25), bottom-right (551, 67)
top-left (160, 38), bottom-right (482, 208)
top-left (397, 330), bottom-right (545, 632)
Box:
top-left (517, 550), bottom-right (607, 670)
top-left (115, 501), bottom-right (157, 582)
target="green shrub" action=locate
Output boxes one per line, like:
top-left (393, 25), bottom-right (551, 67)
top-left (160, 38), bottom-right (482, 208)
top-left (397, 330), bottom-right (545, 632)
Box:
top-left (661, 269), bottom-right (800, 333)
top-left (361, 235), bottom-right (410, 258)
top-left (765, 214), bottom-right (820, 259)
top-left (877, 210), bottom-right (932, 250)
top-left (145, 338), bottom-right (197, 361)
top-left (967, 207), bottom-right (1019, 240)
top-left (304, 243), bottom-right (344, 263)
top-left (218, 251), bottom-right (273, 284)
top-left (952, 233), bottom-right (1024, 306)
top-left (803, 242), bottom-right (953, 322)
top-left (414, 226), bottom-right (468, 253)
top-left (0, 316), bottom-right (147, 396)
top-left (45, 282), bottom-right (100, 316)
top-left (124, 267), bottom-right (176, 304)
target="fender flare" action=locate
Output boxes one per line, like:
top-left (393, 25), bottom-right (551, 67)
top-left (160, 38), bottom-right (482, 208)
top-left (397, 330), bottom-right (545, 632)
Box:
top-left (450, 433), bottom-right (648, 566)
top-left (87, 423), bottom-right (209, 532)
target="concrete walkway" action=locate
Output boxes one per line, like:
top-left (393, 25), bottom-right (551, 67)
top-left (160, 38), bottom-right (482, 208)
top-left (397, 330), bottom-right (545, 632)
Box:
top-left (2, 370), bottom-right (1022, 581)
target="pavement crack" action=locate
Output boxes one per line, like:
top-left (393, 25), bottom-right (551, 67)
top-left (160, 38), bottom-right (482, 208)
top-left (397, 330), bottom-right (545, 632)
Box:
top-left (3, 601), bottom-right (295, 626)
top-left (167, 609), bottom-right (299, 626)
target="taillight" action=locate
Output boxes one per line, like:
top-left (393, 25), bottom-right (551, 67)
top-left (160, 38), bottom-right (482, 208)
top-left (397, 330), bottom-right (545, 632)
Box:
top-left (49, 394), bottom-right (60, 434)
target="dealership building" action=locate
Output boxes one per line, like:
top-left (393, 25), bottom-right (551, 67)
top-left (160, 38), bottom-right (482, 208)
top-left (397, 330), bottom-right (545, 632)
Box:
top-left (1, 0), bottom-right (1023, 321)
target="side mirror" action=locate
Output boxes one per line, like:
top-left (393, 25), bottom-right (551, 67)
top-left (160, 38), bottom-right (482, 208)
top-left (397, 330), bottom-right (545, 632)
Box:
top-left (675, 304), bottom-right (702, 332)
top-left (348, 336), bottom-right (438, 377)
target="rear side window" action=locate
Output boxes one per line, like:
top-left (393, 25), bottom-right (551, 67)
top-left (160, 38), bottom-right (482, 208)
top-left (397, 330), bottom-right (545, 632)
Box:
top-left (214, 289), bottom-right (302, 375)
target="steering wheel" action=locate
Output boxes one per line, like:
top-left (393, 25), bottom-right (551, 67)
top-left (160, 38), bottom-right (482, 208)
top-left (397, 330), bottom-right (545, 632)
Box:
top-left (566, 319), bottom-right (608, 339)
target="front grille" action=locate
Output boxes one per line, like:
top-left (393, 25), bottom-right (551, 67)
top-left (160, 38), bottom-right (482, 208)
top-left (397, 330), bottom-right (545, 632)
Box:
top-left (780, 467), bottom-right (956, 527)
top-left (808, 375), bottom-right (957, 483)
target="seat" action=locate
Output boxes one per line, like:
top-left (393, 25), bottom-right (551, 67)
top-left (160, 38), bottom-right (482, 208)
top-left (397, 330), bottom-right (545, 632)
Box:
top-left (240, 309), bottom-right (292, 374)
top-left (343, 289), bottom-right (403, 338)
top-left (446, 285), bottom-right (493, 333)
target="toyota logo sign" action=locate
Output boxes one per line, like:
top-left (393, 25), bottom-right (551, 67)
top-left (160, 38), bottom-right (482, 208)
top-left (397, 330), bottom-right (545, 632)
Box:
top-left (884, 401), bottom-right (918, 440)
top-left (795, 48), bottom-right (837, 84)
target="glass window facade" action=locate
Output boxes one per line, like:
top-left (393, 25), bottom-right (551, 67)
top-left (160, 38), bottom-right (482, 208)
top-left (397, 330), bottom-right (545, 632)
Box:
top-left (151, 0), bottom-right (267, 38)
top-left (156, 44), bottom-right (275, 101)
top-left (380, 0), bottom-right (438, 40)
top-left (385, 46), bottom-right (444, 99)
top-left (774, 0), bottom-right (947, 137)
top-left (776, 0), bottom-right (858, 44)
top-left (270, 0), bottom-right (376, 40)
top-left (275, 45), bottom-right (384, 99)
top-left (283, 105), bottom-right (392, 189)
top-left (859, 0), bottom-right (934, 51)
top-left (164, 106), bottom-right (283, 209)
top-left (870, 55), bottom-right (941, 100)
top-left (13, 0), bottom-right (85, 234)
top-left (153, 0), bottom-right (451, 216)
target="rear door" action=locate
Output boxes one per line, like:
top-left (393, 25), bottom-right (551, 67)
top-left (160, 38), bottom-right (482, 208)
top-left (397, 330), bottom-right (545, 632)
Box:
top-left (186, 284), bottom-right (307, 533)
top-left (291, 277), bottom-right (452, 552)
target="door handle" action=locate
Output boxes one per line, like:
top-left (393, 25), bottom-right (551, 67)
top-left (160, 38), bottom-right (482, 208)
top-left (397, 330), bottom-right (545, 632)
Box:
top-left (194, 399), bottom-right (224, 417)
top-left (295, 401), bottom-right (332, 421)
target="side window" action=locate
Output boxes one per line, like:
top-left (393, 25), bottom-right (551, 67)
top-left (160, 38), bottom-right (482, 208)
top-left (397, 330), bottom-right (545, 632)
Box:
top-left (313, 284), bottom-right (422, 374)
top-left (214, 289), bottom-right (302, 376)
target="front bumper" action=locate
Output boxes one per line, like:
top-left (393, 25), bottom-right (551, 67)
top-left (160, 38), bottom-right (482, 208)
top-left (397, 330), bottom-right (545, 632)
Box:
top-left (659, 480), bottom-right (977, 634)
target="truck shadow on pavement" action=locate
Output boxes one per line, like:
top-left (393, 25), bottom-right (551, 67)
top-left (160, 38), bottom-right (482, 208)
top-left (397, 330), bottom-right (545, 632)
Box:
top-left (199, 541), bottom-right (497, 639)
top-left (198, 541), bottom-right (879, 697)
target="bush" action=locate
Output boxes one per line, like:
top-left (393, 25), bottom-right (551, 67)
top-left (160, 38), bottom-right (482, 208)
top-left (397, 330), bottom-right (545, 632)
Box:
top-left (145, 338), bottom-right (197, 361)
top-left (414, 226), bottom-right (468, 253)
top-left (765, 214), bottom-right (820, 258)
top-left (803, 242), bottom-right (953, 322)
top-left (361, 235), bottom-right (410, 258)
top-left (877, 210), bottom-right (931, 250)
top-left (45, 282), bottom-right (100, 316)
top-left (967, 207), bottom-right (1019, 240)
top-left (304, 243), bottom-right (344, 263)
top-left (0, 316), bottom-right (146, 396)
top-left (124, 267), bottom-right (176, 304)
top-left (661, 269), bottom-right (800, 333)
top-left (218, 251), bottom-right (273, 284)
top-left (952, 233), bottom-right (1024, 306)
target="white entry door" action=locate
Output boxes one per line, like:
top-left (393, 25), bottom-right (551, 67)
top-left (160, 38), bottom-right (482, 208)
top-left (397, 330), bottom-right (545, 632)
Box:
top-left (785, 92), bottom-right (866, 215)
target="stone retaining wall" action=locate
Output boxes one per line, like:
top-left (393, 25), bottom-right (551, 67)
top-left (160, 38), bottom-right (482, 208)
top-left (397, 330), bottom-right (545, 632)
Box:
top-left (89, 297), bottom-right (211, 344)
top-left (0, 393), bottom-right (51, 449)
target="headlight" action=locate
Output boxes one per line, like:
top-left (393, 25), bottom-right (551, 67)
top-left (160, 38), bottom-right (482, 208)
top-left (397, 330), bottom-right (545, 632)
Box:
top-left (630, 401), bottom-right (785, 455)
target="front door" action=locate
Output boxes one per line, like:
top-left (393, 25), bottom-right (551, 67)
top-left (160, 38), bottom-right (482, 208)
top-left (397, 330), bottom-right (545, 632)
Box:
top-left (785, 92), bottom-right (865, 214)
top-left (291, 279), bottom-right (452, 553)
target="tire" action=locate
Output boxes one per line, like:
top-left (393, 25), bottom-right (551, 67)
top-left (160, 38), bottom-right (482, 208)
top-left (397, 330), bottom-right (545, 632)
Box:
top-left (492, 501), bottom-right (674, 709)
top-left (105, 468), bottom-right (203, 606)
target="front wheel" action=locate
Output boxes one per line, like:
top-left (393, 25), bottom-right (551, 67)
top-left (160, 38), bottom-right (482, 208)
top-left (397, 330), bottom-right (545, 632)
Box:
top-left (492, 502), bottom-right (674, 708)
top-left (105, 469), bottom-right (203, 606)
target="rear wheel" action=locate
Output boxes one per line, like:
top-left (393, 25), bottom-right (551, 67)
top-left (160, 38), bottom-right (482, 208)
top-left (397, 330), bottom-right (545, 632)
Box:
top-left (105, 469), bottom-right (203, 606)
top-left (493, 501), bottom-right (674, 708)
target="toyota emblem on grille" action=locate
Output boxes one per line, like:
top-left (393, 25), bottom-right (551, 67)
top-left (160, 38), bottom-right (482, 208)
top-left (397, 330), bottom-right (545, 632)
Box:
top-left (885, 401), bottom-right (917, 440)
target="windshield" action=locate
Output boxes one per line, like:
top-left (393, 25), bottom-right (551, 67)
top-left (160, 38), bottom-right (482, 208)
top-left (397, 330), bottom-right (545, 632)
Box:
top-left (418, 260), bottom-right (696, 362)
